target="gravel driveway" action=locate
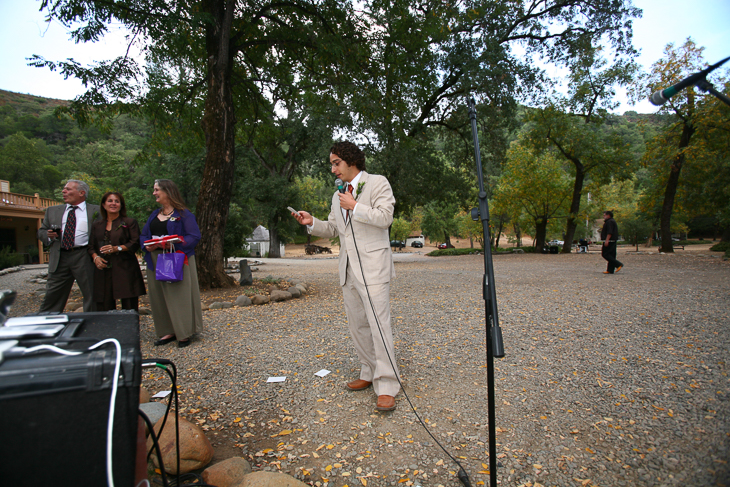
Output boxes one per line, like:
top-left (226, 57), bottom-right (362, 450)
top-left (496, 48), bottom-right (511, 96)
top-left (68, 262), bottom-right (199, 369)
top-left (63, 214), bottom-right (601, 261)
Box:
top-left (3, 247), bottom-right (729, 486)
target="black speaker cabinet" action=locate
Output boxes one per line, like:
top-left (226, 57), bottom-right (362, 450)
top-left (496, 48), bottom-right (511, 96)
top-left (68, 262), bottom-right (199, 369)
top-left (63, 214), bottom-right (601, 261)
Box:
top-left (0, 311), bottom-right (141, 486)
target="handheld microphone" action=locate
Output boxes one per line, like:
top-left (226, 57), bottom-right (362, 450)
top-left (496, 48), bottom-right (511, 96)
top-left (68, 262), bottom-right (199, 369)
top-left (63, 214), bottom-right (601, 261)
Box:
top-left (335, 178), bottom-right (346, 194)
top-left (650, 55), bottom-right (730, 106)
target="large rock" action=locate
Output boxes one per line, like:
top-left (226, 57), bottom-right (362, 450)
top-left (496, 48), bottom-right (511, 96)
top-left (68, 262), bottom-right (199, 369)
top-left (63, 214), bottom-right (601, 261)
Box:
top-left (202, 457), bottom-right (252, 487)
top-left (139, 387), bottom-right (151, 404)
top-left (286, 287), bottom-right (301, 298)
top-left (270, 290), bottom-right (292, 302)
top-left (239, 471), bottom-right (309, 487)
top-left (235, 295), bottom-right (252, 307)
top-left (295, 284), bottom-right (307, 295)
top-left (209, 302), bottom-right (225, 309)
top-left (146, 413), bottom-right (213, 474)
top-left (139, 402), bottom-right (168, 434)
top-left (239, 260), bottom-right (253, 286)
top-left (251, 295), bottom-right (270, 305)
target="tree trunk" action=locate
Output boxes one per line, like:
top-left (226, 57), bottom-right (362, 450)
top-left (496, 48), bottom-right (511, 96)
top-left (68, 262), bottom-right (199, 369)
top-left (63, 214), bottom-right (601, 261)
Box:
top-left (660, 122), bottom-right (694, 253)
top-left (268, 224), bottom-right (281, 258)
top-left (513, 222), bottom-right (521, 247)
top-left (534, 217), bottom-right (548, 250)
top-left (195, 0), bottom-right (237, 288)
top-left (562, 166), bottom-right (585, 253)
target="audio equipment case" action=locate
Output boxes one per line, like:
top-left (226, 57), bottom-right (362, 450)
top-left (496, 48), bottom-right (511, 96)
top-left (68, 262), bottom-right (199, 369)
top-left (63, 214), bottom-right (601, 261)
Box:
top-left (0, 310), bottom-right (141, 486)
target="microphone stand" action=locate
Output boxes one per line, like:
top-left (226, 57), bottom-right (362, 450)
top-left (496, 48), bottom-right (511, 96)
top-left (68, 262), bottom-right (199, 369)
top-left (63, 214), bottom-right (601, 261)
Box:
top-left (467, 97), bottom-right (505, 487)
top-left (696, 78), bottom-right (730, 108)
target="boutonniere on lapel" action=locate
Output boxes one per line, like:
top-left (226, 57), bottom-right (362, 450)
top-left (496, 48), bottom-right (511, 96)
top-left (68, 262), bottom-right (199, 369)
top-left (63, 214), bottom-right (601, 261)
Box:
top-left (169, 216), bottom-right (180, 222)
top-left (355, 182), bottom-right (365, 200)
top-left (116, 221), bottom-right (128, 230)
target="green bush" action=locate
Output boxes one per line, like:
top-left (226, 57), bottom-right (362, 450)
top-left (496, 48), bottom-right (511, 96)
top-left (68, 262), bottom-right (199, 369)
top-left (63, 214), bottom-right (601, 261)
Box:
top-left (428, 246), bottom-right (538, 256)
top-left (428, 248), bottom-right (482, 256)
top-left (710, 241), bottom-right (730, 253)
top-left (0, 247), bottom-right (24, 270)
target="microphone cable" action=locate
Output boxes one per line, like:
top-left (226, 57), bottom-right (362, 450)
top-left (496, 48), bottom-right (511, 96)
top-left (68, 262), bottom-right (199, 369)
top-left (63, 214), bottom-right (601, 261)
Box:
top-left (344, 213), bottom-right (474, 487)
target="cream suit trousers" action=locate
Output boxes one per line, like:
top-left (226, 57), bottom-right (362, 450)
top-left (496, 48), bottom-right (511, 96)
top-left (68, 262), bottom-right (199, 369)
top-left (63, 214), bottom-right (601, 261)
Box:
top-left (342, 264), bottom-right (401, 397)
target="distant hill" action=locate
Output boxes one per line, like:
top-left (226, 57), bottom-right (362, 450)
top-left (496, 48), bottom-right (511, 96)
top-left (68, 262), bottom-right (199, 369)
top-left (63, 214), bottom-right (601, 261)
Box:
top-left (0, 89), bottom-right (69, 115)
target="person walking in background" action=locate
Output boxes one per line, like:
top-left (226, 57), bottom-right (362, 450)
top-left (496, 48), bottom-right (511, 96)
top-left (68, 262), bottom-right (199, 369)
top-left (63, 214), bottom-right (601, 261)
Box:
top-left (140, 179), bottom-right (203, 348)
top-left (88, 192), bottom-right (146, 311)
top-left (37, 180), bottom-right (100, 312)
top-left (601, 210), bottom-right (624, 274)
top-left (292, 141), bottom-right (400, 411)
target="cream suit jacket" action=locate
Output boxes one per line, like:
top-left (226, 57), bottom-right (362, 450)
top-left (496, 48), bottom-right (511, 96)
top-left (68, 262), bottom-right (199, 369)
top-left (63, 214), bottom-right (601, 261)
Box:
top-left (310, 171), bottom-right (396, 286)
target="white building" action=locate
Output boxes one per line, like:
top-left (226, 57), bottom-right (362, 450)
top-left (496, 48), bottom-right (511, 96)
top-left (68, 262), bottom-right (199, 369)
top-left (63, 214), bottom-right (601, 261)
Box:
top-left (245, 225), bottom-right (286, 257)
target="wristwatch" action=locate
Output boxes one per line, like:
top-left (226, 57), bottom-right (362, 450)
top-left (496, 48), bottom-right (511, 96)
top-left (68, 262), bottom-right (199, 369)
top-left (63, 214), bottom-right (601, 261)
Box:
top-left (117, 246), bottom-right (123, 253)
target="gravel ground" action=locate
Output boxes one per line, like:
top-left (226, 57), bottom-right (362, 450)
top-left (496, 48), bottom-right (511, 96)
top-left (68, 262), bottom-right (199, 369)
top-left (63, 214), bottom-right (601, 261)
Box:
top-left (3, 247), bottom-right (729, 487)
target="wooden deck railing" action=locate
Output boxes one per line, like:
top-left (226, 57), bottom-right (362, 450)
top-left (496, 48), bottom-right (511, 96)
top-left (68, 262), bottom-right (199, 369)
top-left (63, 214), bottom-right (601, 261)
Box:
top-left (0, 192), bottom-right (58, 210)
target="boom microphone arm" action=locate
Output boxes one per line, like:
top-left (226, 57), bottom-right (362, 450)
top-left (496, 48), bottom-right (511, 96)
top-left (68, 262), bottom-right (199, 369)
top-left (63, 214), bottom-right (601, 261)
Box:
top-left (650, 56), bottom-right (730, 107)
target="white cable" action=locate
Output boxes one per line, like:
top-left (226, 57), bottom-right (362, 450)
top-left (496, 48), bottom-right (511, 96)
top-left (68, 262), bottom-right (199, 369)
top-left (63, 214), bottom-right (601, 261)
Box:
top-left (22, 344), bottom-right (83, 356)
top-left (89, 338), bottom-right (122, 487)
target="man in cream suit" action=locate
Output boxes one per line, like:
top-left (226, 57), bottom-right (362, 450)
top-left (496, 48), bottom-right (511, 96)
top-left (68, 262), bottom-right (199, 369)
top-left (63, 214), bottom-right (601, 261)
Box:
top-left (294, 141), bottom-right (400, 411)
top-left (38, 180), bottom-right (99, 312)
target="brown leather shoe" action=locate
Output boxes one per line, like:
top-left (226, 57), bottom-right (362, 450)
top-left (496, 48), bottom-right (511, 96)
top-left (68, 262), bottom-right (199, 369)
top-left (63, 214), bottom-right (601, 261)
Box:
top-left (376, 395), bottom-right (396, 411)
top-left (346, 379), bottom-right (372, 391)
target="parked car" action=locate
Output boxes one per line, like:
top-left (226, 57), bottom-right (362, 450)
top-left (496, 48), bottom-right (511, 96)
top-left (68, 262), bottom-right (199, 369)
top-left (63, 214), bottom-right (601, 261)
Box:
top-left (411, 241), bottom-right (423, 248)
top-left (390, 240), bottom-right (405, 250)
top-left (438, 243), bottom-right (454, 249)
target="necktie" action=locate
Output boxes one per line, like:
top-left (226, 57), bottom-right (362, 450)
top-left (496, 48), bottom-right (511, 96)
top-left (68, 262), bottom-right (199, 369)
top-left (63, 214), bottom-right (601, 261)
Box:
top-left (346, 184), bottom-right (354, 222)
top-left (61, 206), bottom-right (77, 250)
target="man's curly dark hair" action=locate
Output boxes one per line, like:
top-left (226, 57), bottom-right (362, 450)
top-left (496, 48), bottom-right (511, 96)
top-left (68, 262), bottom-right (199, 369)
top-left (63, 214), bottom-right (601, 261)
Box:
top-left (330, 141), bottom-right (366, 171)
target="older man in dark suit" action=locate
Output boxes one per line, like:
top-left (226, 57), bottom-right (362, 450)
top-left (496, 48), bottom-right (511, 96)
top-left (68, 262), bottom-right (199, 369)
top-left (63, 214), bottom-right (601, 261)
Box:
top-left (38, 180), bottom-right (100, 312)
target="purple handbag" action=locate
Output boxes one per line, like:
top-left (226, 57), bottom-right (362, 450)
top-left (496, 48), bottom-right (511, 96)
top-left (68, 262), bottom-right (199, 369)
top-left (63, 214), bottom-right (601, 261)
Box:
top-left (155, 248), bottom-right (185, 282)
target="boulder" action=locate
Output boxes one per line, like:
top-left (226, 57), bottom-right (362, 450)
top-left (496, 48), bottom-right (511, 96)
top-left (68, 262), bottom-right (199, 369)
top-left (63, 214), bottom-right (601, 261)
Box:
top-left (270, 290), bottom-right (292, 302)
top-left (239, 260), bottom-right (254, 286)
top-left (138, 307), bottom-right (151, 315)
top-left (251, 295), bottom-right (270, 305)
top-left (139, 387), bottom-right (151, 404)
top-left (239, 471), bottom-right (309, 487)
top-left (295, 284), bottom-right (307, 295)
top-left (202, 457), bottom-right (252, 487)
top-left (209, 302), bottom-right (225, 310)
top-left (286, 287), bottom-right (301, 298)
top-left (146, 413), bottom-right (214, 474)
top-left (235, 295), bottom-right (253, 307)
top-left (139, 402), bottom-right (168, 434)
top-left (222, 302), bottom-right (233, 309)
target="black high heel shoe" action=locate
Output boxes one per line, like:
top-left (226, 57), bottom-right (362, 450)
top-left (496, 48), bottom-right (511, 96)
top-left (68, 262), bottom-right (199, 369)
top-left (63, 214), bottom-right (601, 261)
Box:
top-left (177, 339), bottom-right (191, 348)
top-left (154, 335), bottom-right (176, 346)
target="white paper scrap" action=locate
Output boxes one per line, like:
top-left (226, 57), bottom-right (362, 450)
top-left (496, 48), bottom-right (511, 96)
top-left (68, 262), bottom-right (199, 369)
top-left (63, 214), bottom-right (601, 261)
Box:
top-left (315, 369), bottom-right (331, 377)
top-left (267, 376), bottom-right (286, 383)
top-left (152, 390), bottom-right (171, 398)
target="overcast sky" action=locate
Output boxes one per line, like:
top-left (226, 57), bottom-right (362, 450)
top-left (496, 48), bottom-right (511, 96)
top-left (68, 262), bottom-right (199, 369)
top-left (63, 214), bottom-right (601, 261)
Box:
top-left (1, 0), bottom-right (728, 113)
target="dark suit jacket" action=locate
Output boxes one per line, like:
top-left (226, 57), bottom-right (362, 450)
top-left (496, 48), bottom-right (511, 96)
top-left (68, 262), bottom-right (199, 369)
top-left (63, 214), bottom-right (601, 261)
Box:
top-left (88, 216), bottom-right (146, 300)
top-left (38, 203), bottom-right (101, 273)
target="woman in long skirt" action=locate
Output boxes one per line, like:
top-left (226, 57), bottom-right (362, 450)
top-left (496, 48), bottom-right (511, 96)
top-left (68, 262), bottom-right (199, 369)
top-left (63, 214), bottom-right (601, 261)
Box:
top-left (140, 179), bottom-right (203, 348)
